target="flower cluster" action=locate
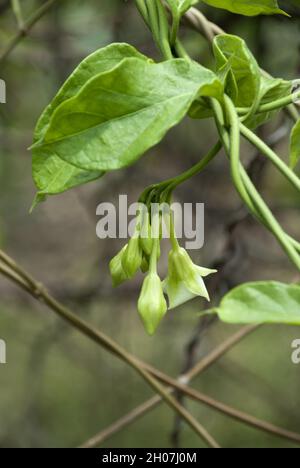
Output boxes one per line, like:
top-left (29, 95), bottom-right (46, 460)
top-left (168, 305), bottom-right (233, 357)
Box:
top-left (109, 206), bottom-right (216, 335)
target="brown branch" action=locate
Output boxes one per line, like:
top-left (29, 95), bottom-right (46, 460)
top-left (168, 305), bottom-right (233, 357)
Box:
top-left (80, 325), bottom-right (258, 448)
top-left (0, 0), bottom-right (61, 63)
top-left (0, 252), bottom-right (219, 448)
top-left (80, 323), bottom-right (300, 448)
top-left (3, 250), bottom-right (299, 449)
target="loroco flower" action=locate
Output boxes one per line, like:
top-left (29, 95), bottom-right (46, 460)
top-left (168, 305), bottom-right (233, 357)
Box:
top-left (109, 245), bottom-right (129, 287)
top-left (138, 272), bottom-right (167, 335)
top-left (140, 216), bottom-right (153, 257)
top-left (163, 247), bottom-right (217, 309)
top-left (122, 236), bottom-right (142, 278)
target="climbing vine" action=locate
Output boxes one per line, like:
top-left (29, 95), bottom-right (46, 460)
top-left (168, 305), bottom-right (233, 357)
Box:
top-left (31, 0), bottom-right (300, 335)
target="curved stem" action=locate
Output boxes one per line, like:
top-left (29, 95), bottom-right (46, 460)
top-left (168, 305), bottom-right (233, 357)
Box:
top-left (155, 0), bottom-right (173, 59)
top-left (224, 95), bottom-right (300, 271)
top-left (135, 0), bottom-right (150, 25)
top-left (240, 123), bottom-right (300, 194)
top-left (237, 90), bottom-right (300, 117)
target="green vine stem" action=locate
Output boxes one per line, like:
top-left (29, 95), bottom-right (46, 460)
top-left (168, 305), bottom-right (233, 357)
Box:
top-left (210, 97), bottom-right (300, 271)
top-left (237, 90), bottom-right (300, 117)
top-left (224, 96), bottom-right (300, 271)
top-left (240, 123), bottom-right (300, 194)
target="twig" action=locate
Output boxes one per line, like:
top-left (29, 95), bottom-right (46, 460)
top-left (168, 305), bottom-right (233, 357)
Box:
top-left (0, 0), bottom-right (61, 63)
top-left (0, 253), bottom-right (219, 448)
top-left (10, 0), bottom-right (24, 30)
top-left (80, 325), bottom-right (257, 448)
top-left (2, 254), bottom-right (298, 448)
top-left (80, 323), bottom-right (296, 448)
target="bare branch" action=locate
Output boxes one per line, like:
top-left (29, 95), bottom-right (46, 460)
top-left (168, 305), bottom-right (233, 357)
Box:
top-left (0, 251), bottom-right (219, 448)
top-left (0, 0), bottom-right (61, 63)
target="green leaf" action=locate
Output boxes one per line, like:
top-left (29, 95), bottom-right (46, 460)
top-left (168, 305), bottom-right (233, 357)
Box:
top-left (32, 44), bottom-right (148, 203)
top-left (245, 76), bottom-right (292, 129)
top-left (213, 34), bottom-right (261, 108)
top-left (32, 148), bottom-right (104, 196)
top-left (200, 0), bottom-right (288, 16)
top-left (290, 120), bottom-right (300, 169)
top-left (190, 34), bottom-right (260, 119)
top-left (211, 282), bottom-right (300, 325)
top-left (34, 43), bottom-right (149, 142)
top-left (32, 58), bottom-right (222, 172)
top-left (190, 35), bottom-right (292, 126)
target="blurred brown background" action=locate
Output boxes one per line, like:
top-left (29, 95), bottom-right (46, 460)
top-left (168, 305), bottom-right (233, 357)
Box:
top-left (0, 0), bottom-right (300, 448)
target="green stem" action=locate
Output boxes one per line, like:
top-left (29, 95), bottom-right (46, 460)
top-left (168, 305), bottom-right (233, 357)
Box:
top-left (237, 90), bottom-right (300, 117)
top-left (135, 0), bottom-right (150, 25)
top-left (223, 95), bottom-right (300, 271)
top-left (240, 123), bottom-right (300, 194)
top-left (139, 142), bottom-right (221, 207)
top-left (155, 0), bottom-right (173, 59)
top-left (149, 212), bottom-right (160, 273)
top-left (170, 12), bottom-right (180, 47)
top-left (174, 39), bottom-right (191, 60)
top-left (11, 0), bottom-right (24, 29)
top-left (171, 141), bottom-right (222, 189)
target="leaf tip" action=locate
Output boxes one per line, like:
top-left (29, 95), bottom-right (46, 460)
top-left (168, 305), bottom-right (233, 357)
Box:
top-left (29, 193), bottom-right (47, 213)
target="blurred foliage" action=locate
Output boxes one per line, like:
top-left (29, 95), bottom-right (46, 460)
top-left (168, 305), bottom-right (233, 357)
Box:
top-left (0, 0), bottom-right (300, 448)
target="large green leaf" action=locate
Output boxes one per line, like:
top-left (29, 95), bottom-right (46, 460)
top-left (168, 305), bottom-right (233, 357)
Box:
top-left (211, 282), bottom-right (300, 325)
top-left (32, 44), bottom-right (148, 202)
top-left (290, 120), bottom-right (300, 169)
top-left (32, 58), bottom-right (222, 172)
top-left (34, 43), bottom-right (149, 142)
top-left (200, 0), bottom-right (287, 16)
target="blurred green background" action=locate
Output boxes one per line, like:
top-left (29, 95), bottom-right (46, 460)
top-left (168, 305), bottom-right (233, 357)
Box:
top-left (0, 0), bottom-right (300, 448)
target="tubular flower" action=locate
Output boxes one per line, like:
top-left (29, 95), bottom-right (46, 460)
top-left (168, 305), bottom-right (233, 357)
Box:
top-left (163, 247), bottom-right (217, 309)
top-left (121, 236), bottom-right (142, 278)
top-left (138, 272), bottom-right (167, 335)
top-left (109, 245), bottom-right (129, 287)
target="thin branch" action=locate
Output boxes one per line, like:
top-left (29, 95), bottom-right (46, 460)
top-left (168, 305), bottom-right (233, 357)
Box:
top-left (0, 0), bottom-right (61, 63)
top-left (80, 325), bottom-right (257, 448)
top-left (10, 0), bottom-right (24, 30)
top-left (81, 321), bottom-right (300, 448)
top-left (1, 250), bottom-right (299, 449)
top-left (0, 252), bottom-right (219, 448)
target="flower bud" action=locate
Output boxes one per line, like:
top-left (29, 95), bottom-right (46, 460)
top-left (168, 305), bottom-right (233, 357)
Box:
top-left (109, 245), bottom-right (129, 287)
top-left (140, 255), bottom-right (150, 273)
top-left (121, 236), bottom-right (142, 278)
top-left (138, 273), bottom-right (167, 335)
top-left (163, 247), bottom-right (217, 309)
top-left (140, 217), bottom-right (153, 257)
